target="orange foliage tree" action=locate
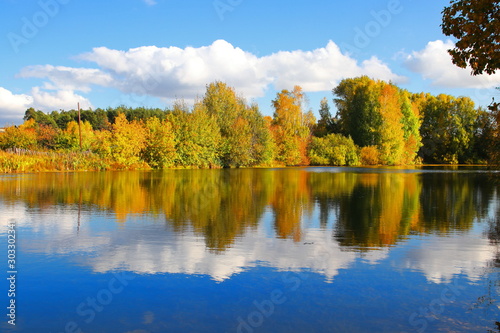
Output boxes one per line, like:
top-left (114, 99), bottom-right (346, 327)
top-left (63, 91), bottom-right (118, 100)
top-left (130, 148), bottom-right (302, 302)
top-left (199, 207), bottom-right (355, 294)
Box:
top-left (272, 86), bottom-right (314, 166)
top-left (0, 119), bottom-right (39, 150)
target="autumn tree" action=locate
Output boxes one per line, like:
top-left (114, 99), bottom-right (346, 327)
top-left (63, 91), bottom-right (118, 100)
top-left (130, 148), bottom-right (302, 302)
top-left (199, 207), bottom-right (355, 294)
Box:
top-left (272, 86), bottom-right (314, 166)
top-left (377, 83), bottom-right (405, 164)
top-left (202, 81), bottom-right (273, 167)
top-left (190, 103), bottom-right (224, 168)
top-left (441, 0), bottom-right (500, 75)
top-left (168, 101), bottom-right (221, 168)
top-left (0, 119), bottom-right (38, 150)
top-left (202, 81), bottom-right (247, 167)
top-left (109, 113), bottom-right (147, 167)
top-left (333, 77), bottom-right (421, 165)
top-left (230, 104), bottom-right (276, 167)
top-left (442, 1), bottom-right (500, 164)
top-left (54, 120), bottom-right (95, 151)
top-left (360, 146), bottom-right (380, 165)
top-left (141, 117), bottom-right (177, 169)
top-left (260, 116), bottom-right (278, 166)
top-left (35, 123), bottom-right (59, 150)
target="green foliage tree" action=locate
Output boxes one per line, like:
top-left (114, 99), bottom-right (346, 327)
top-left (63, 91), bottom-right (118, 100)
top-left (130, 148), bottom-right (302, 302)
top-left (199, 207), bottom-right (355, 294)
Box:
top-left (488, 103), bottom-right (500, 162)
top-left (419, 94), bottom-right (480, 163)
top-left (245, 104), bottom-right (278, 167)
top-left (80, 109), bottom-right (110, 130)
top-left (50, 110), bottom-right (77, 129)
top-left (334, 76), bottom-right (383, 147)
top-left (24, 108), bottom-right (58, 128)
top-left (466, 107), bottom-right (494, 163)
top-left (314, 97), bottom-right (338, 137)
top-left (400, 90), bottom-right (422, 164)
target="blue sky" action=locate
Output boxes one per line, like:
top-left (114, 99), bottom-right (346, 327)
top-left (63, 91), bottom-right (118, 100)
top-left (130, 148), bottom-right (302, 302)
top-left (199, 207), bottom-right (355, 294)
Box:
top-left (1, 0), bottom-right (500, 126)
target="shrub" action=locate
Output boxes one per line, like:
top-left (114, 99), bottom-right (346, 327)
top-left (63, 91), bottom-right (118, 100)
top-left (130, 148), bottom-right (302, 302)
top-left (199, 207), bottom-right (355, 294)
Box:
top-left (309, 133), bottom-right (360, 166)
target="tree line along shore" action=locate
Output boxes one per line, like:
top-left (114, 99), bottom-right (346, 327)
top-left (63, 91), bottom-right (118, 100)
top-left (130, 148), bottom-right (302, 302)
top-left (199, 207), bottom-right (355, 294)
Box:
top-left (0, 77), bottom-right (499, 173)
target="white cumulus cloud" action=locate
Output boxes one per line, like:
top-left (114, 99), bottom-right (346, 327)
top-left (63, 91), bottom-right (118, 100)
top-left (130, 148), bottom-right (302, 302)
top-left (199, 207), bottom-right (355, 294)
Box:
top-left (30, 87), bottom-right (93, 111)
top-left (3, 40), bottom-right (407, 123)
top-left (78, 40), bottom-right (271, 99)
top-left (0, 86), bottom-right (92, 123)
top-left (263, 41), bottom-right (406, 91)
top-left (404, 39), bottom-right (500, 89)
top-left (0, 87), bottom-right (33, 120)
top-left (18, 39), bottom-right (405, 102)
top-left (18, 65), bottom-right (114, 93)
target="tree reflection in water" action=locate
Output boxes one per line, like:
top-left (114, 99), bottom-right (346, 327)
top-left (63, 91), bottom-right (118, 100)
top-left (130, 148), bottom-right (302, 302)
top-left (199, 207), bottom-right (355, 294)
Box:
top-left (0, 168), bottom-right (497, 253)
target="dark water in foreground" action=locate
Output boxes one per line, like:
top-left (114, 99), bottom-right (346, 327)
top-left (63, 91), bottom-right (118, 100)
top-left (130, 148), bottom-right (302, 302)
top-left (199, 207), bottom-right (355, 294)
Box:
top-left (0, 166), bottom-right (499, 333)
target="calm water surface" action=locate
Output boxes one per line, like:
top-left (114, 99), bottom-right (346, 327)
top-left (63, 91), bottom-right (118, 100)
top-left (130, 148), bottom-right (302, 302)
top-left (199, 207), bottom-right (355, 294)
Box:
top-left (1, 167), bottom-right (499, 333)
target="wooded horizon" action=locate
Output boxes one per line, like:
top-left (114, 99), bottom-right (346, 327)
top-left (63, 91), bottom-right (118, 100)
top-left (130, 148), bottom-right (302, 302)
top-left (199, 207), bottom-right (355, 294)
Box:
top-left (0, 77), bottom-right (499, 172)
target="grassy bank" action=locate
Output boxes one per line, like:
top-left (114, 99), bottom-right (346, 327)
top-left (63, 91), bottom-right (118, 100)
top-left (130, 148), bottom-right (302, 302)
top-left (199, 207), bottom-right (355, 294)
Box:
top-left (2, 150), bottom-right (493, 174)
top-left (0, 151), bottom-right (127, 173)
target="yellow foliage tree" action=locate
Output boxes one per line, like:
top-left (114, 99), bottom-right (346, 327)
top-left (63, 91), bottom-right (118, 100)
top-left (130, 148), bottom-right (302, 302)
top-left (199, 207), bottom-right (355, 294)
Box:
top-left (110, 113), bottom-right (147, 167)
top-left (272, 86), bottom-right (312, 165)
top-left (0, 119), bottom-right (38, 150)
top-left (55, 120), bottom-right (95, 151)
top-left (378, 84), bottom-right (405, 165)
top-left (142, 117), bottom-right (177, 169)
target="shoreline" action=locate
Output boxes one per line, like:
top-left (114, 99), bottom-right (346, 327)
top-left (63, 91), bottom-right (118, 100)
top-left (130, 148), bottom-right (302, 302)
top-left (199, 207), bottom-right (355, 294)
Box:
top-left (0, 150), bottom-right (495, 174)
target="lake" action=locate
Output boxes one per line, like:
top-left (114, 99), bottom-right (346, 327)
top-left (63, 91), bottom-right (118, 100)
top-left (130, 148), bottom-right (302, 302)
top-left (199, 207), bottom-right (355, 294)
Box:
top-left (1, 167), bottom-right (499, 333)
